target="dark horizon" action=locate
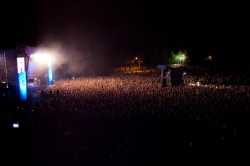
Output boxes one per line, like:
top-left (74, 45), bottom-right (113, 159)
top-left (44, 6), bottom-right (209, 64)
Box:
top-left (1, 0), bottom-right (249, 68)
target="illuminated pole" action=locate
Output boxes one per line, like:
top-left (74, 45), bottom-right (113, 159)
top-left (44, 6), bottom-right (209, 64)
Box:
top-left (135, 57), bottom-right (142, 69)
top-left (138, 60), bottom-right (142, 70)
top-left (157, 65), bottom-right (167, 87)
top-left (135, 57), bottom-right (137, 67)
top-left (48, 57), bottom-right (53, 85)
top-left (179, 56), bottom-right (183, 64)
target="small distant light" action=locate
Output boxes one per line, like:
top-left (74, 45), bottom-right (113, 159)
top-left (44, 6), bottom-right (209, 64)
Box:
top-left (197, 82), bottom-right (200, 86)
top-left (189, 142), bottom-right (194, 146)
top-left (183, 72), bottom-right (186, 75)
top-left (13, 123), bottom-right (19, 128)
top-left (208, 55), bottom-right (213, 61)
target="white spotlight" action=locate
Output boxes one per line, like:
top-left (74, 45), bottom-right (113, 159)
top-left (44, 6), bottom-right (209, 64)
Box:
top-left (12, 123), bottom-right (20, 128)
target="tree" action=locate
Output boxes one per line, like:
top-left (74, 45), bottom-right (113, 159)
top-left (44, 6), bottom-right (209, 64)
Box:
top-left (169, 50), bottom-right (187, 65)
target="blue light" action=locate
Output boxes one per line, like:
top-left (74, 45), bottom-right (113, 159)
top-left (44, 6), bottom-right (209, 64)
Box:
top-left (48, 63), bottom-right (53, 85)
top-left (18, 72), bottom-right (27, 101)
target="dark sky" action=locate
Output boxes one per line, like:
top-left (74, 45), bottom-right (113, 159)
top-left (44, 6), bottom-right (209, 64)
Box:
top-left (1, 0), bottom-right (249, 67)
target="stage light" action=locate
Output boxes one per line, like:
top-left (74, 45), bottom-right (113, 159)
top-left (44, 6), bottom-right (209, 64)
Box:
top-left (29, 49), bottom-right (54, 85)
top-left (30, 52), bottom-right (52, 64)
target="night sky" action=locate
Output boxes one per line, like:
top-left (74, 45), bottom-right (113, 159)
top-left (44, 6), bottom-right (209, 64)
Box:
top-left (1, 0), bottom-right (249, 68)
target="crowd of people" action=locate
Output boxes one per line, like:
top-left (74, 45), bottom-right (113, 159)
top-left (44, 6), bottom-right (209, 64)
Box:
top-left (184, 67), bottom-right (250, 86)
top-left (32, 73), bottom-right (250, 128)
top-left (27, 71), bottom-right (250, 165)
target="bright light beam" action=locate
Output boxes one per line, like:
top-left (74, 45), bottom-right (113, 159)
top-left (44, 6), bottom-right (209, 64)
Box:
top-left (30, 49), bottom-right (54, 85)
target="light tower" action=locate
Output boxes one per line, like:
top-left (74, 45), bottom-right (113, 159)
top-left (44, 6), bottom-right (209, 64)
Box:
top-left (17, 55), bottom-right (28, 101)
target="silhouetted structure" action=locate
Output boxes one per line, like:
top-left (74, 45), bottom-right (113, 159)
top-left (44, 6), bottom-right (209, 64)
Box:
top-left (170, 67), bottom-right (184, 86)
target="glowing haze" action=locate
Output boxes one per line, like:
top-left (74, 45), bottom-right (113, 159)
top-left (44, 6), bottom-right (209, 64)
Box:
top-left (29, 39), bottom-right (111, 78)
